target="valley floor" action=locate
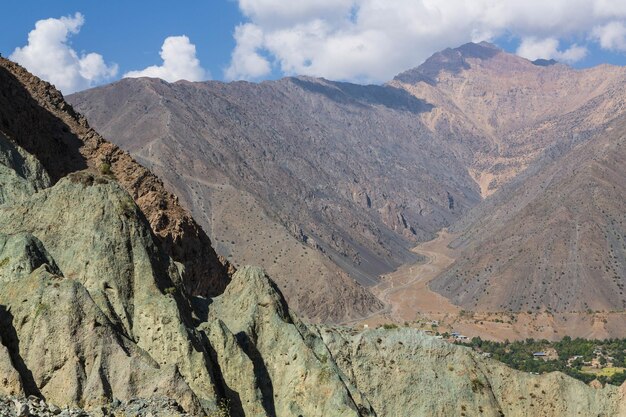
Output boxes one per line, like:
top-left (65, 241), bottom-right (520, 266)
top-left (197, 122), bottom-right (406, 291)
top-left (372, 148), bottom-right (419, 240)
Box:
top-left (353, 231), bottom-right (626, 341)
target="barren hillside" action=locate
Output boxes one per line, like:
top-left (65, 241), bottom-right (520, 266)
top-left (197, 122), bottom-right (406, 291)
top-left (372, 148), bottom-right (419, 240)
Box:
top-left (70, 42), bottom-right (626, 324)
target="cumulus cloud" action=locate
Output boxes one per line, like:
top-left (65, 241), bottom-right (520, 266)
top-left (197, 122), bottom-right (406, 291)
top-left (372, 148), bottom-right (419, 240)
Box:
top-left (516, 38), bottom-right (588, 62)
top-left (225, 24), bottom-right (271, 80)
top-left (124, 36), bottom-right (208, 82)
top-left (226, 0), bottom-right (626, 83)
top-left (10, 13), bottom-right (118, 94)
top-left (592, 21), bottom-right (626, 51)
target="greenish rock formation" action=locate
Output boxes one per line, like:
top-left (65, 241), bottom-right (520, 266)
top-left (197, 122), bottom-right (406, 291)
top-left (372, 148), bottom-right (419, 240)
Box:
top-left (321, 328), bottom-right (623, 417)
top-left (0, 132), bottom-right (50, 205)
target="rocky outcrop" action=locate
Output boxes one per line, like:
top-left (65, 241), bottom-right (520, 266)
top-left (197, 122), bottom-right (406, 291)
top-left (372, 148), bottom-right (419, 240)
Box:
top-left (0, 132), bottom-right (51, 205)
top-left (205, 266), bottom-right (374, 417)
top-left (322, 328), bottom-right (624, 417)
top-left (0, 395), bottom-right (192, 416)
top-left (0, 172), bottom-right (214, 413)
top-left (0, 57), bottom-right (229, 298)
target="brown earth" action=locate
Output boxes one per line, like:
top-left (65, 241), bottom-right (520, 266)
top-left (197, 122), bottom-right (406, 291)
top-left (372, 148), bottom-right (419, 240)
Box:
top-left (353, 229), bottom-right (626, 341)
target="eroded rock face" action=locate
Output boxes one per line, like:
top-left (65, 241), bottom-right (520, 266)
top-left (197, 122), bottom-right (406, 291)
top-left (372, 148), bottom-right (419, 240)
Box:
top-left (205, 266), bottom-right (374, 417)
top-left (0, 173), bottom-right (214, 413)
top-left (0, 132), bottom-right (50, 205)
top-left (0, 57), bottom-right (229, 299)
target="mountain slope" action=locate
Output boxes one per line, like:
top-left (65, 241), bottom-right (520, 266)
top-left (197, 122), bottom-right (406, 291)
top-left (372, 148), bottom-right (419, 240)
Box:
top-left (69, 43), bottom-right (626, 324)
top-left (391, 41), bottom-right (626, 197)
top-left (69, 76), bottom-right (482, 321)
top-left (431, 115), bottom-right (626, 313)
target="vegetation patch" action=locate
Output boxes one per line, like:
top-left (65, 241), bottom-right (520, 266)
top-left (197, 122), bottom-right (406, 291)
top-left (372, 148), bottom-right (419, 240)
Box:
top-left (459, 336), bottom-right (626, 386)
top-left (471, 378), bottom-right (485, 393)
top-left (99, 163), bottom-right (112, 175)
top-left (581, 366), bottom-right (626, 377)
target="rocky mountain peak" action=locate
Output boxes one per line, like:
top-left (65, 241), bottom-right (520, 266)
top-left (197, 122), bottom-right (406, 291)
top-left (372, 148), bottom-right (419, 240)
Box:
top-left (393, 41), bottom-right (503, 84)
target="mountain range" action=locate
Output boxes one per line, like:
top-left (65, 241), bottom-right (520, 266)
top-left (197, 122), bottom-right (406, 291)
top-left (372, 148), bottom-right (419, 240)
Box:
top-left (2, 53), bottom-right (626, 416)
top-left (69, 41), bottom-right (626, 329)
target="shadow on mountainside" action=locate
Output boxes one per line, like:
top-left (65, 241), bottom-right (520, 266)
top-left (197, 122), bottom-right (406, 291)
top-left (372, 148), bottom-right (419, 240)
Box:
top-left (290, 77), bottom-right (434, 114)
top-left (0, 306), bottom-right (42, 398)
top-left (236, 332), bottom-right (277, 417)
top-left (0, 65), bottom-right (88, 182)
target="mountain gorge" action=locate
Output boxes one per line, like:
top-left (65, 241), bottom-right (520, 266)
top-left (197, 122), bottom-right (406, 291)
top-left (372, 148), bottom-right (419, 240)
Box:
top-left (4, 56), bottom-right (626, 416)
top-left (69, 42), bottom-right (626, 326)
top-left (69, 74), bottom-right (482, 322)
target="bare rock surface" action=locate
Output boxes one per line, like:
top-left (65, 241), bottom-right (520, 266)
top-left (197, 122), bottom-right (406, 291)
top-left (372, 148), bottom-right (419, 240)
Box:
top-left (322, 327), bottom-right (624, 417)
top-left (0, 57), bottom-right (229, 299)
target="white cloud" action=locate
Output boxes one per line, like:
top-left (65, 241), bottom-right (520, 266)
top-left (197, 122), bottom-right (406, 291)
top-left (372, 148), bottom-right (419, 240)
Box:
top-left (10, 13), bottom-right (118, 94)
top-left (516, 37), bottom-right (588, 63)
top-left (225, 24), bottom-right (271, 80)
top-left (238, 0), bottom-right (355, 27)
top-left (124, 36), bottom-right (208, 82)
top-left (227, 0), bottom-right (626, 82)
top-left (592, 21), bottom-right (626, 51)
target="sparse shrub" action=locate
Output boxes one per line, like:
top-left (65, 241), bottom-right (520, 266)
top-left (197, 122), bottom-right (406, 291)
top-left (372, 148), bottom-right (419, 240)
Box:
top-left (209, 399), bottom-right (231, 417)
top-left (471, 378), bottom-right (485, 393)
top-left (118, 196), bottom-right (136, 217)
top-left (99, 163), bottom-right (112, 175)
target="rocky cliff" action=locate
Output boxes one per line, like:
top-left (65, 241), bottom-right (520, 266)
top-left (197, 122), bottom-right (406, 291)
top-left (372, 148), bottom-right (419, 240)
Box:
top-left (0, 57), bottom-right (229, 298)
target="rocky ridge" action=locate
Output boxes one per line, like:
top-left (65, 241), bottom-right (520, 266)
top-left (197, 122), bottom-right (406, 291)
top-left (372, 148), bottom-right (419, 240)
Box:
top-left (0, 57), bottom-right (229, 298)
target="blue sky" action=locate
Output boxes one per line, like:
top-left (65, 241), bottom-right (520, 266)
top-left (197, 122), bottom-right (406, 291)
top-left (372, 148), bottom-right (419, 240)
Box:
top-left (0, 1), bottom-right (242, 81)
top-left (3, 1), bottom-right (626, 93)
